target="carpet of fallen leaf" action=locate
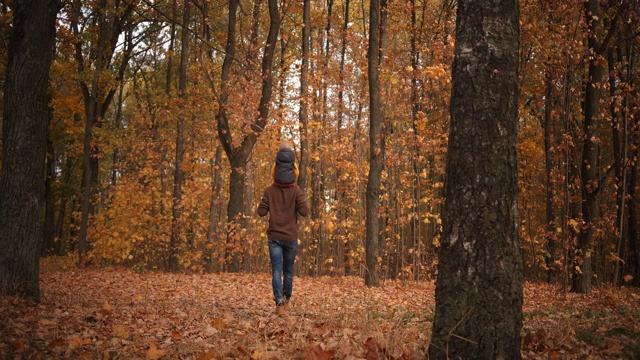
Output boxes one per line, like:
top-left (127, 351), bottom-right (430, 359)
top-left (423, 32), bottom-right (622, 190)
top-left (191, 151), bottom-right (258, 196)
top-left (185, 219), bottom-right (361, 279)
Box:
top-left (1, 259), bottom-right (640, 359)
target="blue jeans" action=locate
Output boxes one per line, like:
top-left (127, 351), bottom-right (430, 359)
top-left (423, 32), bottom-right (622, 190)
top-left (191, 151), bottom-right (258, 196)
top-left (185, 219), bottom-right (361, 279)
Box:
top-left (268, 238), bottom-right (297, 305)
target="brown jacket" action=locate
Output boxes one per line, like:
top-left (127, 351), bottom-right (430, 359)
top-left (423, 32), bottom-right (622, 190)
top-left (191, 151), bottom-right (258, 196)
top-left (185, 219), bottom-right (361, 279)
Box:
top-left (257, 184), bottom-right (308, 241)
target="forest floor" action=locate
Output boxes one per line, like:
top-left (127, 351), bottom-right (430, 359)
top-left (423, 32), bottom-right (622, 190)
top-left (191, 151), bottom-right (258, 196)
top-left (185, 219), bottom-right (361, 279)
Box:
top-left (1, 258), bottom-right (640, 359)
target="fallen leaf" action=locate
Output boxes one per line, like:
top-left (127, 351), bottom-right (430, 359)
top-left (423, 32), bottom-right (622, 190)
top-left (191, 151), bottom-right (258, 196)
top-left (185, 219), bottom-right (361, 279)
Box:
top-left (365, 337), bottom-right (384, 360)
top-left (48, 338), bottom-right (66, 349)
top-left (210, 317), bottom-right (228, 330)
top-left (147, 344), bottom-right (166, 360)
top-left (603, 342), bottom-right (625, 355)
top-left (171, 331), bottom-right (183, 340)
top-left (203, 326), bottom-right (218, 337)
top-left (311, 325), bottom-right (328, 337)
top-left (305, 343), bottom-right (335, 360)
top-left (102, 301), bottom-right (112, 314)
top-left (223, 311), bottom-right (235, 320)
top-left (196, 349), bottom-right (219, 360)
top-left (135, 294), bottom-right (144, 301)
top-left (113, 325), bottom-right (130, 339)
top-left (68, 336), bottom-right (92, 348)
top-left (38, 318), bottom-right (56, 326)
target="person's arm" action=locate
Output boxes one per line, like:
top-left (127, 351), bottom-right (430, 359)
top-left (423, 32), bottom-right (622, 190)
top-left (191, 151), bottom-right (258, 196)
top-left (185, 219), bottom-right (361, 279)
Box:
top-left (295, 186), bottom-right (309, 217)
top-left (257, 189), bottom-right (269, 217)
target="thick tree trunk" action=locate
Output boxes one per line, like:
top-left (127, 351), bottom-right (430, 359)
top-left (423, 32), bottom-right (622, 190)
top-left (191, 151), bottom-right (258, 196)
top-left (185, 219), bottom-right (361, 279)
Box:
top-left (572, 0), bottom-right (605, 294)
top-left (428, 0), bottom-right (522, 358)
top-left (365, 0), bottom-right (383, 287)
top-left (225, 157), bottom-right (246, 271)
top-left (0, 0), bottom-right (59, 301)
top-left (169, 0), bottom-right (191, 272)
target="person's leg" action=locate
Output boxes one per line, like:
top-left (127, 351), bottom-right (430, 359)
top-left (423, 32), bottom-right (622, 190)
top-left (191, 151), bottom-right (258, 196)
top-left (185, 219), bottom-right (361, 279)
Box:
top-left (268, 239), bottom-right (284, 305)
top-left (281, 239), bottom-right (298, 302)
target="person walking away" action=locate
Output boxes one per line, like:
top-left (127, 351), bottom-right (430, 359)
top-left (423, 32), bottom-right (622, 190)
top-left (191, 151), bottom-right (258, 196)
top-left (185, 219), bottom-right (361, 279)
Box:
top-left (257, 141), bottom-right (308, 316)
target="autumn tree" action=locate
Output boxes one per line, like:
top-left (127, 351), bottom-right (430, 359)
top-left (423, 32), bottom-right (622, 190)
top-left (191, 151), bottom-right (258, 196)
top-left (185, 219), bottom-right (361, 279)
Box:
top-left (428, 0), bottom-right (522, 358)
top-left (364, 0), bottom-right (384, 287)
top-left (215, 0), bottom-right (282, 272)
top-left (69, 0), bottom-right (137, 264)
top-left (298, 0), bottom-right (310, 194)
top-left (0, 0), bottom-right (60, 300)
top-left (572, 0), bottom-right (615, 293)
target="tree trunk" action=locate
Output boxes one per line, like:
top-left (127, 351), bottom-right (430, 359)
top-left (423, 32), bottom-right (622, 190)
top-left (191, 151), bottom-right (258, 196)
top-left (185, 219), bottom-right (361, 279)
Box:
top-left (365, 0), bottom-right (383, 287)
top-left (73, 0), bottom-right (135, 265)
top-left (206, 145), bottom-right (223, 272)
top-left (572, 0), bottom-right (605, 294)
top-left (544, 70), bottom-right (556, 282)
top-left (0, 0), bottom-right (59, 301)
top-left (428, 0), bottom-right (522, 358)
top-left (628, 153), bottom-right (640, 287)
top-left (335, 0), bottom-right (350, 275)
top-left (298, 0), bottom-right (311, 194)
top-left (409, 0), bottom-right (422, 280)
top-left (216, 0), bottom-right (281, 272)
top-left (43, 132), bottom-right (57, 255)
top-left (169, 0), bottom-right (191, 272)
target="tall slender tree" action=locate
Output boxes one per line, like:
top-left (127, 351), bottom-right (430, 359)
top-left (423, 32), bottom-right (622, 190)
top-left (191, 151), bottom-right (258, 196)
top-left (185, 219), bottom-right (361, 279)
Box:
top-left (365, 0), bottom-right (383, 287)
top-left (572, 0), bottom-right (611, 293)
top-left (428, 0), bottom-right (522, 357)
top-left (0, 0), bottom-right (60, 300)
top-left (71, 0), bottom-right (136, 264)
top-left (298, 0), bottom-right (311, 194)
top-left (169, 0), bottom-right (191, 272)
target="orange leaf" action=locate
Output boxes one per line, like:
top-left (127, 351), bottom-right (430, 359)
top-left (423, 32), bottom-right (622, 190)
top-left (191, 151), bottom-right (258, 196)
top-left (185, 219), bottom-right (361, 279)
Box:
top-left (171, 331), bottom-right (183, 340)
top-left (311, 325), bottom-right (328, 337)
top-left (47, 338), bottom-right (66, 349)
top-left (68, 336), bottom-right (92, 348)
top-left (147, 344), bottom-right (166, 360)
top-left (113, 325), bottom-right (130, 339)
top-left (364, 337), bottom-right (384, 360)
top-left (210, 317), bottom-right (228, 330)
top-left (305, 343), bottom-right (335, 360)
top-left (196, 349), bottom-right (219, 360)
top-left (38, 318), bottom-right (56, 326)
top-left (102, 301), bottom-right (113, 314)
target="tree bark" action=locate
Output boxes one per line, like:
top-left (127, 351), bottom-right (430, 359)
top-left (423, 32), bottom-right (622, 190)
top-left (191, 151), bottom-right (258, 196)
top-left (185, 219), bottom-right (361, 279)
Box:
top-left (169, 0), bottom-right (191, 272)
top-left (216, 0), bottom-right (281, 272)
top-left (409, 0), bottom-right (422, 280)
top-left (206, 145), bottom-right (223, 272)
top-left (73, 0), bottom-right (136, 265)
top-left (0, 0), bottom-right (59, 301)
top-left (627, 152), bottom-right (640, 287)
top-left (365, 0), bottom-right (383, 287)
top-left (428, 0), bottom-right (522, 358)
top-left (298, 0), bottom-right (311, 194)
top-left (43, 130), bottom-right (57, 255)
top-left (572, 0), bottom-right (605, 294)
top-left (544, 70), bottom-right (556, 282)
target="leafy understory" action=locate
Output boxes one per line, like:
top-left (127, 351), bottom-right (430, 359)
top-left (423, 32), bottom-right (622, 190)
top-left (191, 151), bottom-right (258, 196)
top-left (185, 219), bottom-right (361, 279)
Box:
top-left (1, 260), bottom-right (639, 359)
